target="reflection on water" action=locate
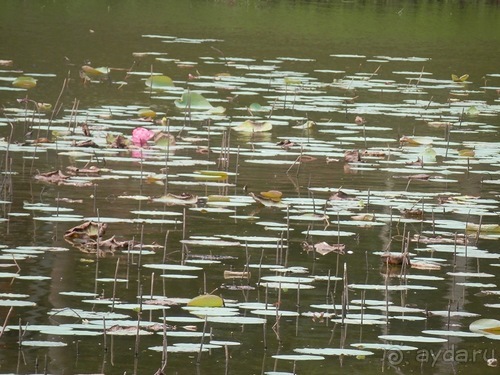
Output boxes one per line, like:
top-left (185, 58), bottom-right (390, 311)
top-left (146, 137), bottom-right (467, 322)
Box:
top-left (0, 1), bottom-right (499, 374)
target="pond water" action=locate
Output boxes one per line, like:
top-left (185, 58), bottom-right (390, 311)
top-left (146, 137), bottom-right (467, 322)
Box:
top-left (0, 1), bottom-right (499, 374)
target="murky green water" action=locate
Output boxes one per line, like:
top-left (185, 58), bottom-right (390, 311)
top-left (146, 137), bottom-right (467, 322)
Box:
top-left (0, 1), bottom-right (499, 374)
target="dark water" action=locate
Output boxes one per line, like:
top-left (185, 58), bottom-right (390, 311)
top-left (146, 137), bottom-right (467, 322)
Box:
top-left (0, 1), bottom-right (499, 374)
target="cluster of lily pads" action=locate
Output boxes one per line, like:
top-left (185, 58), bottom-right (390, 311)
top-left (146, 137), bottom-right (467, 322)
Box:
top-left (0, 33), bottom-right (499, 374)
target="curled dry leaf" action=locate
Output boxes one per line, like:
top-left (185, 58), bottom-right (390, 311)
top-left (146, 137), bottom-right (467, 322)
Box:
top-left (35, 170), bottom-right (69, 184)
top-left (66, 165), bottom-right (101, 175)
top-left (361, 150), bottom-right (386, 158)
top-left (351, 213), bottom-right (375, 221)
top-left (73, 140), bottom-right (99, 148)
top-left (329, 190), bottom-right (357, 200)
top-left (250, 192), bottom-right (286, 207)
top-left (344, 150), bottom-right (361, 163)
top-left (381, 252), bottom-right (411, 266)
top-left (64, 221), bottom-right (108, 240)
top-left (96, 235), bottom-right (136, 250)
top-left (401, 208), bottom-right (424, 220)
top-left (107, 134), bottom-right (130, 148)
top-left (276, 139), bottom-right (295, 148)
top-left (81, 123), bottom-right (91, 137)
top-left (405, 157), bottom-right (423, 166)
top-left (314, 242), bottom-right (345, 256)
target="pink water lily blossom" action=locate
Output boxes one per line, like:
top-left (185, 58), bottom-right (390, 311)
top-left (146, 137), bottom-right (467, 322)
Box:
top-left (132, 127), bottom-right (155, 147)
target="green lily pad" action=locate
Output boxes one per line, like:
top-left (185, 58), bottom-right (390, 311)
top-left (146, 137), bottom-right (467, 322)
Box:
top-left (145, 75), bottom-right (174, 89)
top-left (187, 294), bottom-right (224, 307)
top-left (12, 76), bottom-right (37, 89)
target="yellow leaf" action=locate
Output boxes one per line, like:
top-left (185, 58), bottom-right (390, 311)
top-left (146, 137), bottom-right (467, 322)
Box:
top-left (259, 190), bottom-right (282, 202)
top-left (451, 73), bottom-right (469, 82)
top-left (458, 149), bottom-right (475, 157)
top-left (187, 294), bottom-right (224, 307)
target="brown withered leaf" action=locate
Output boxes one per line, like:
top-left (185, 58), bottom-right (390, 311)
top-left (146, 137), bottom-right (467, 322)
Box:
top-left (35, 170), bottom-right (69, 184)
top-left (314, 241), bottom-right (345, 256)
top-left (401, 208), bottom-right (424, 220)
top-left (66, 165), bottom-right (101, 175)
top-left (107, 134), bottom-right (130, 148)
top-left (81, 123), bottom-right (91, 137)
top-left (32, 138), bottom-right (53, 144)
top-left (344, 150), bottom-right (361, 163)
top-left (405, 157), bottom-right (423, 166)
top-left (80, 235), bottom-right (135, 250)
top-left (361, 150), bottom-right (386, 158)
top-left (64, 221), bottom-right (107, 240)
top-left (381, 252), bottom-right (411, 266)
top-left (329, 190), bottom-right (357, 200)
top-left (73, 139), bottom-right (99, 148)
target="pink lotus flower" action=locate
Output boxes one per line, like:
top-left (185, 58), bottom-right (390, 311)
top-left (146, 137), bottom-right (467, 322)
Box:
top-left (355, 116), bottom-right (366, 125)
top-left (132, 127), bottom-right (154, 147)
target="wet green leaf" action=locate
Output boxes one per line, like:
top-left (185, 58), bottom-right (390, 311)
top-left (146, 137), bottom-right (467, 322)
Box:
top-left (145, 75), bottom-right (174, 89)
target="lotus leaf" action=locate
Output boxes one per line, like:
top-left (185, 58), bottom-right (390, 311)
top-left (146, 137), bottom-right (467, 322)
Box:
top-left (153, 132), bottom-right (175, 146)
top-left (187, 294), bottom-right (224, 307)
top-left (451, 73), bottom-right (469, 82)
top-left (12, 76), bottom-right (37, 89)
top-left (138, 108), bottom-right (156, 118)
top-left (174, 90), bottom-right (215, 110)
top-left (81, 66), bottom-right (109, 81)
top-left (145, 75), bottom-right (174, 89)
top-left (233, 120), bottom-right (272, 133)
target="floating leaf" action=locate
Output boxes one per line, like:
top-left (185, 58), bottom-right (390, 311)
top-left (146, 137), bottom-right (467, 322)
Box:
top-left (193, 170), bottom-right (228, 180)
top-left (313, 241), bottom-right (345, 256)
top-left (64, 221), bottom-right (107, 240)
top-left (248, 103), bottom-right (268, 113)
top-left (174, 90), bottom-right (224, 113)
top-left (451, 73), bottom-right (469, 82)
top-left (81, 65), bottom-right (108, 77)
top-left (138, 108), bottom-right (156, 118)
top-left (466, 223), bottom-right (500, 233)
top-left (259, 190), bottom-right (282, 202)
top-left (399, 136), bottom-right (433, 145)
top-left (470, 319), bottom-right (500, 335)
top-left (12, 76), bottom-right (37, 89)
top-left (294, 347), bottom-right (374, 357)
top-left (458, 149), bottom-right (475, 157)
top-left (153, 132), bottom-right (176, 147)
top-left (233, 120), bottom-right (272, 133)
top-left (34, 170), bottom-right (69, 184)
top-left (153, 193), bottom-right (198, 205)
top-left (37, 102), bottom-right (52, 111)
top-left (20, 340), bottom-right (67, 347)
top-left (379, 335), bottom-right (448, 343)
top-left (187, 294), bottom-right (224, 307)
top-left (145, 75), bottom-right (174, 89)
top-left (273, 354), bottom-right (325, 361)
